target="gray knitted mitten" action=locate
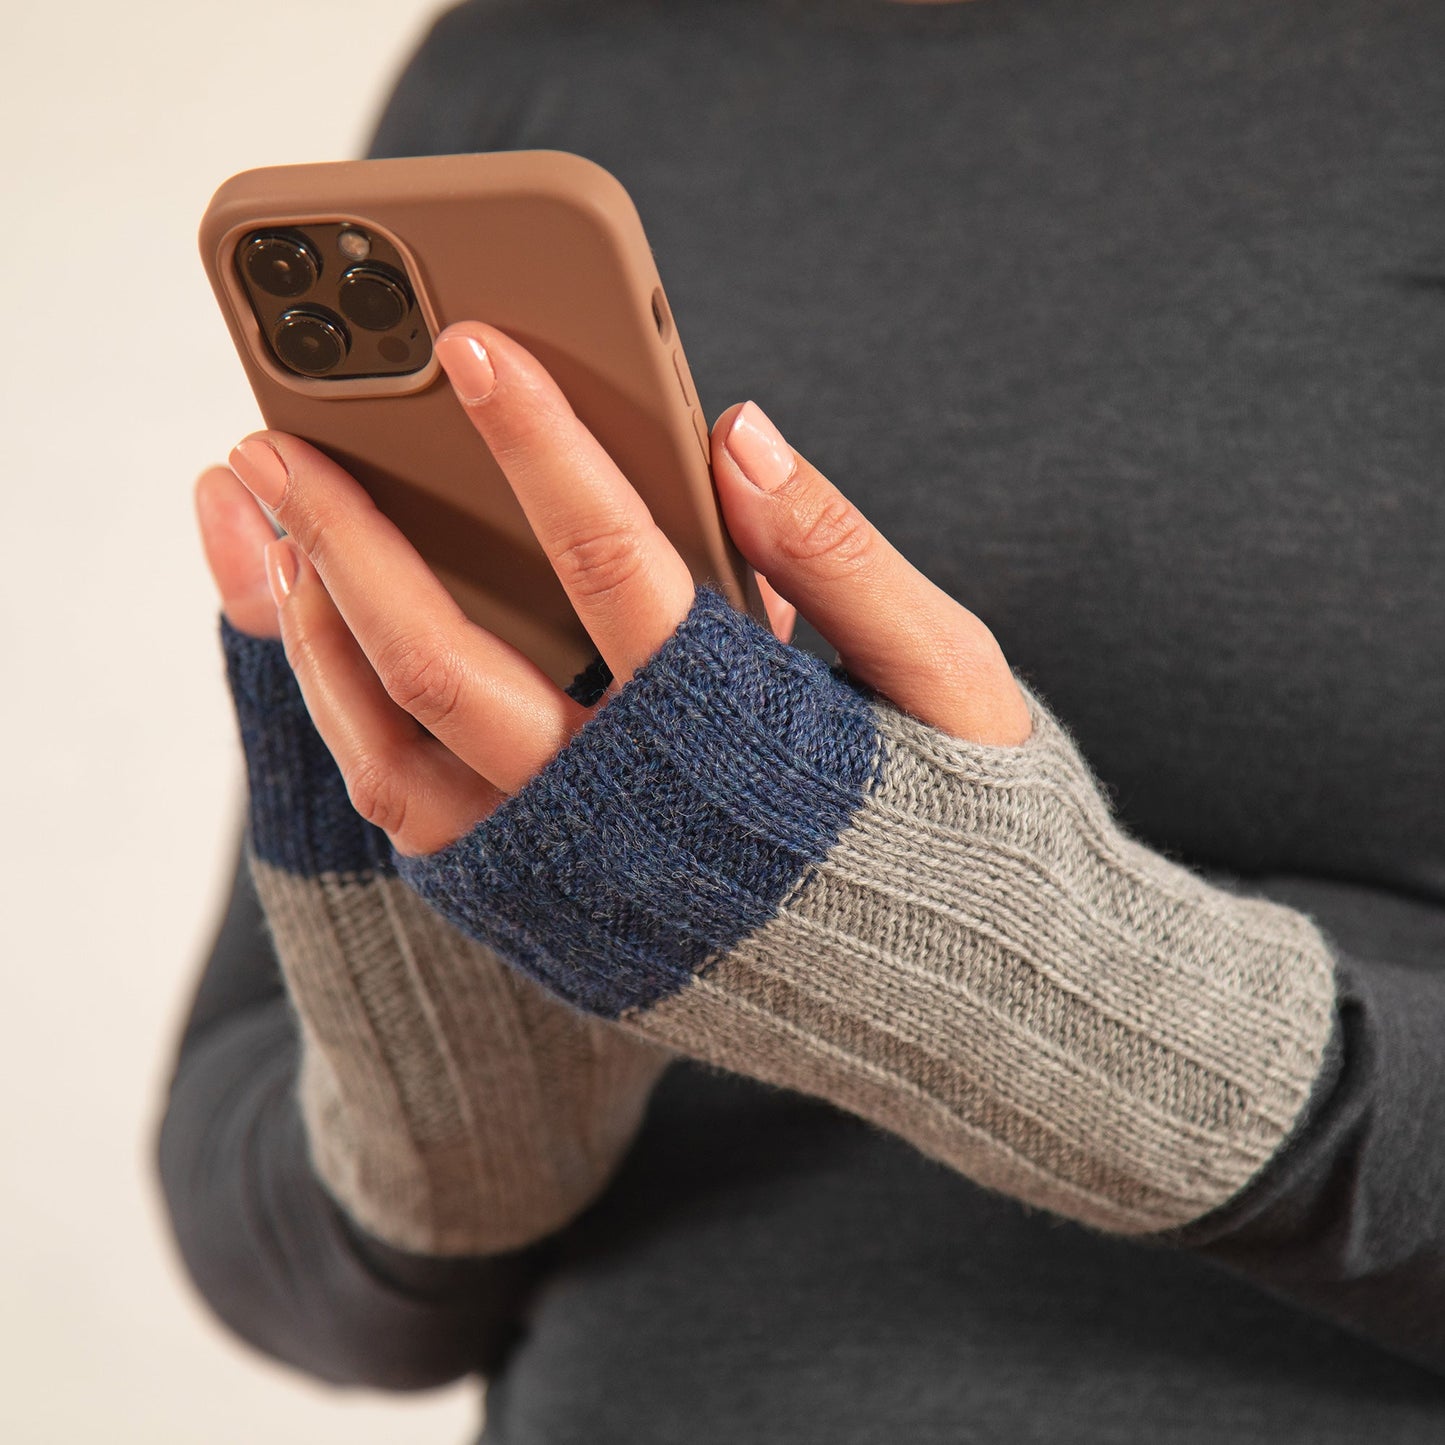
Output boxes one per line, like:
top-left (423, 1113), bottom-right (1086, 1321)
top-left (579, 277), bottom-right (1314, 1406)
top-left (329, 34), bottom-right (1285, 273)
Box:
top-left (399, 591), bottom-right (1337, 1234)
top-left (224, 621), bottom-right (670, 1256)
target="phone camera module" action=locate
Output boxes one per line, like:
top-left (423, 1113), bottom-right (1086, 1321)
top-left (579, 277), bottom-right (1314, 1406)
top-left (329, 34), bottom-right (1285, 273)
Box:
top-left (236, 221), bottom-right (426, 382)
top-left (337, 265), bottom-right (413, 332)
top-left (274, 307), bottom-right (350, 376)
top-left (243, 232), bottom-right (320, 299)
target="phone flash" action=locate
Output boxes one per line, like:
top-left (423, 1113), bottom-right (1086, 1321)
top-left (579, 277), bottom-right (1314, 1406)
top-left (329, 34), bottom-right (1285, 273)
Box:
top-left (337, 228), bottom-right (372, 261)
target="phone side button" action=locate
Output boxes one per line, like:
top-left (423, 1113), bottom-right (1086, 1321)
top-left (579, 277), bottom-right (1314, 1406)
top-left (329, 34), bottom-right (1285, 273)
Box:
top-left (692, 408), bottom-right (710, 461)
top-left (673, 350), bottom-right (696, 408)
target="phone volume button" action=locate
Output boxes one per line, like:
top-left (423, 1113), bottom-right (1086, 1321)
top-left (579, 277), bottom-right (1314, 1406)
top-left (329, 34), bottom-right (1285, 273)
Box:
top-left (672, 350), bottom-right (696, 408)
top-left (692, 408), bottom-right (710, 461)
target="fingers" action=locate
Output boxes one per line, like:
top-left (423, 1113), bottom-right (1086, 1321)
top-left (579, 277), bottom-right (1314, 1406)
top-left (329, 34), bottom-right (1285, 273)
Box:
top-left (710, 402), bottom-right (1032, 747)
top-left (755, 572), bottom-right (798, 644)
top-left (195, 466), bottom-right (282, 638)
top-left (228, 432), bottom-right (588, 796)
top-left (433, 322), bottom-right (696, 684)
top-left (265, 539), bottom-right (502, 856)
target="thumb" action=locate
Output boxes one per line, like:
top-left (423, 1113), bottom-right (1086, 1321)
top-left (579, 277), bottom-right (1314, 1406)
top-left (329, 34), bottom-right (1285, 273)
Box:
top-left (710, 402), bottom-right (1031, 747)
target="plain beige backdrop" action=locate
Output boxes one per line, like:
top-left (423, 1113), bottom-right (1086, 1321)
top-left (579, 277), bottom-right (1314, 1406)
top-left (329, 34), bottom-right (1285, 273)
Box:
top-left (1, 3), bottom-right (484, 1440)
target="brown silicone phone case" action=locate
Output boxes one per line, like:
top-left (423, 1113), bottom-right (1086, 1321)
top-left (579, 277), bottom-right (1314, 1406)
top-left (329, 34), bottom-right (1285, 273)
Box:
top-left (200, 151), bottom-right (762, 685)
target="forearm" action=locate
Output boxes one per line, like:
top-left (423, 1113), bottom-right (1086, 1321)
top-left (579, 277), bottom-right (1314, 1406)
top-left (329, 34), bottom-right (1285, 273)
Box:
top-left (157, 856), bottom-right (531, 1388)
top-left (225, 620), bottom-right (670, 1254)
top-left (400, 590), bottom-right (1336, 1235)
top-left (252, 849), bottom-right (668, 1254)
top-left (391, 592), bottom-right (1445, 1370)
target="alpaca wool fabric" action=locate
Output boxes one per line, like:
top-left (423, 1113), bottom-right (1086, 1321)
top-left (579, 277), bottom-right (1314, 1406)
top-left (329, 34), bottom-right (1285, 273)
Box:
top-left (226, 620), bottom-right (669, 1255)
top-left (231, 589), bottom-right (1337, 1239)
top-left (390, 590), bottom-right (1336, 1234)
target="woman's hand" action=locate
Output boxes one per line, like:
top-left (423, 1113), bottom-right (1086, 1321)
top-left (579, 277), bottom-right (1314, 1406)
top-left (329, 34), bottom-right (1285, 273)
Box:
top-left (194, 323), bottom-right (1338, 1242)
top-left (199, 320), bottom-right (1030, 858)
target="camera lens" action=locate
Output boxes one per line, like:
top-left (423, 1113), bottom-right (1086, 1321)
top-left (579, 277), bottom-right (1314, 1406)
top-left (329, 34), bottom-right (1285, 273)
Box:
top-left (243, 232), bottom-right (320, 298)
top-left (337, 264), bottom-right (412, 332)
top-left (273, 308), bottom-right (349, 376)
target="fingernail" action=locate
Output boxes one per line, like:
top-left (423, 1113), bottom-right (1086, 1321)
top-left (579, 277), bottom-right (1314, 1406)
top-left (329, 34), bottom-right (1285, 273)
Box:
top-left (436, 334), bottom-right (497, 404)
top-left (264, 539), bottom-right (298, 606)
top-left (724, 402), bottom-right (796, 492)
top-left (230, 437), bottom-right (289, 510)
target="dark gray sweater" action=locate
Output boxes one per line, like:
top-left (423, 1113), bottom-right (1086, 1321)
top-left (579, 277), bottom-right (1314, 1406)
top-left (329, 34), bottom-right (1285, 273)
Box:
top-left (160, 0), bottom-right (1445, 1438)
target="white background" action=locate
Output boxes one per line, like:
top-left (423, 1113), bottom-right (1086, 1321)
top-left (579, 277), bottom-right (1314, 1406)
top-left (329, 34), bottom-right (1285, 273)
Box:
top-left (0, 3), bottom-right (482, 1440)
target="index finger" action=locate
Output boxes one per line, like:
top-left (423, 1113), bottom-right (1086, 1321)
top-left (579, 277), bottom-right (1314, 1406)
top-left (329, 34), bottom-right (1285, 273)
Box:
top-left (228, 431), bottom-right (588, 793)
top-left (434, 321), bottom-right (696, 685)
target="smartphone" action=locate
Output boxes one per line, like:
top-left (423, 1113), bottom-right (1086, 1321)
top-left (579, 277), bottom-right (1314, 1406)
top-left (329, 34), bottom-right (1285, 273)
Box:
top-left (200, 150), bottom-right (762, 686)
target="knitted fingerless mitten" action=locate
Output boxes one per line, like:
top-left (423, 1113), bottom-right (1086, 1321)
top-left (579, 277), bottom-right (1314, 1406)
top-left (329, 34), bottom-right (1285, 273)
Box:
top-left (224, 621), bottom-right (670, 1256)
top-left (398, 590), bottom-right (1336, 1234)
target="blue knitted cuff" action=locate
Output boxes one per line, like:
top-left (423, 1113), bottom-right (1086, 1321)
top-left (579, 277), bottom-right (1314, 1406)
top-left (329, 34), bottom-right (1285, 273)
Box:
top-left (221, 617), bottom-right (393, 879)
top-left (396, 589), bottom-right (882, 1019)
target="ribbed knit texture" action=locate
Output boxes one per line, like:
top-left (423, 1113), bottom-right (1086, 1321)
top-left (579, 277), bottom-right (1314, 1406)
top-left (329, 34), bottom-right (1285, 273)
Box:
top-left (398, 592), bottom-right (881, 1016)
top-left (224, 621), bottom-right (670, 1255)
top-left (399, 590), bottom-right (1337, 1234)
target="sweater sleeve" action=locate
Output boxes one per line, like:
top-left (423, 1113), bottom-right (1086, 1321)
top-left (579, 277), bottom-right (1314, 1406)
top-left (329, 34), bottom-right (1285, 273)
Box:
top-left (1166, 877), bottom-right (1445, 1377)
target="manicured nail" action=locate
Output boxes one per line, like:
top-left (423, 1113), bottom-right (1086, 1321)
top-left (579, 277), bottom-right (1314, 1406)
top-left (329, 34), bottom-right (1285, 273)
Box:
top-left (724, 402), bottom-right (796, 492)
top-left (436, 334), bottom-right (497, 404)
top-left (264, 539), bottom-right (299, 606)
top-left (229, 437), bottom-right (289, 510)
